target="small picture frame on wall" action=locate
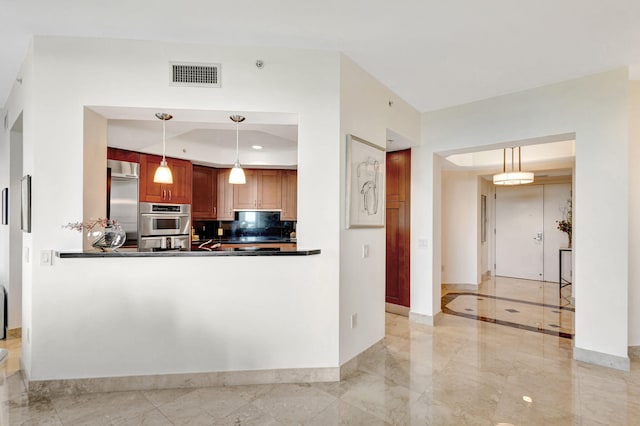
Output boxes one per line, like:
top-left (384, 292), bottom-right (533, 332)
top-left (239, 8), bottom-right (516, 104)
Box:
top-left (21, 175), bottom-right (31, 233)
top-left (346, 134), bottom-right (386, 228)
top-left (1, 188), bottom-right (7, 225)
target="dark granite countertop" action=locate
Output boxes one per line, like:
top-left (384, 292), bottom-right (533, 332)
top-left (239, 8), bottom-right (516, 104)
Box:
top-left (56, 247), bottom-right (319, 258)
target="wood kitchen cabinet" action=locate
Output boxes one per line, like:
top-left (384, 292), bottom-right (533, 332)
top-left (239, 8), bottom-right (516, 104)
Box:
top-left (139, 153), bottom-right (192, 204)
top-left (192, 165), bottom-right (217, 219)
top-left (107, 147), bottom-right (140, 163)
top-left (281, 170), bottom-right (297, 220)
top-left (233, 169), bottom-right (282, 210)
top-left (217, 169), bottom-right (235, 220)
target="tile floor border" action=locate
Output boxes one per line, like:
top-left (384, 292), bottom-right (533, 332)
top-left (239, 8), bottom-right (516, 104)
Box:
top-left (25, 366), bottom-right (341, 398)
top-left (443, 291), bottom-right (575, 312)
top-left (574, 346), bottom-right (630, 371)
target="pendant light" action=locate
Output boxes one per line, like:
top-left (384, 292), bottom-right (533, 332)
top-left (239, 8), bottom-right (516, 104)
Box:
top-left (229, 114), bottom-right (246, 184)
top-left (153, 113), bottom-right (173, 184)
top-left (493, 146), bottom-right (534, 185)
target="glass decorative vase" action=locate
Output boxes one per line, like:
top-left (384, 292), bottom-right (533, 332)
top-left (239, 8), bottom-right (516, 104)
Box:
top-left (86, 220), bottom-right (126, 251)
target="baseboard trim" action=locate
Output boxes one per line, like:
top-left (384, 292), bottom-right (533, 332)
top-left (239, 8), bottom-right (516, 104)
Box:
top-left (339, 339), bottom-right (384, 380)
top-left (442, 283), bottom-right (479, 293)
top-left (385, 303), bottom-right (409, 317)
top-left (574, 347), bottom-right (630, 371)
top-left (629, 346), bottom-right (640, 360)
top-left (7, 328), bottom-right (21, 339)
top-left (27, 366), bottom-right (340, 398)
top-left (409, 311), bottom-right (443, 326)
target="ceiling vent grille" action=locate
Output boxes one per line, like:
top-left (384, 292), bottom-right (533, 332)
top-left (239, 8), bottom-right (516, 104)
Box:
top-left (170, 62), bottom-right (221, 88)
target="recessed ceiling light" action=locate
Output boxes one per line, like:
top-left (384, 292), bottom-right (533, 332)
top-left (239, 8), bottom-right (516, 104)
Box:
top-left (522, 396), bottom-right (533, 403)
top-left (252, 145), bottom-right (263, 150)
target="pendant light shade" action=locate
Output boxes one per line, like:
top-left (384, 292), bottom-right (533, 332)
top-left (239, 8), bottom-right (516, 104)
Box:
top-left (153, 113), bottom-right (174, 184)
top-left (493, 147), bottom-right (534, 186)
top-left (229, 114), bottom-right (246, 185)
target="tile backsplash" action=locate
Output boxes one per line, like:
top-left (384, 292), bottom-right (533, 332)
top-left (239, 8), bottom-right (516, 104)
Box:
top-left (193, 211), bottom-right (295, 241)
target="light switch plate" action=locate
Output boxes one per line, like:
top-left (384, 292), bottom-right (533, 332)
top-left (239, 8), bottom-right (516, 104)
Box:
top-left (40, 249), bottom-right (52, 266)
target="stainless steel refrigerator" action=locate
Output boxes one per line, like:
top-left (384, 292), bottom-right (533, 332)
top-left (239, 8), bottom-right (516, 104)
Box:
top-left (107, 159), bottom-right (139, 247)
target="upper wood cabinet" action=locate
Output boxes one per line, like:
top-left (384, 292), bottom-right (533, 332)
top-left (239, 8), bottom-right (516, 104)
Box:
top-left (217, 169), bottom-right (235, 220)
top-left (233, 169), bottom-right (282, 210)
top-left (281, 170), bottom-right (297, 221)
top-left (107, 147), bottom-right (140, 163)
top-left (233, 169), bottom-right (258, 209)
top-left (139, 154), bottom-right (192, 204)
top-left (192, 165), bottom-right (217, 219)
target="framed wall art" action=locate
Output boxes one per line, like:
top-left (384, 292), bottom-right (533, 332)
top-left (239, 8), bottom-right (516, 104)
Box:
top-left (21, 175), bottom-right (31, 233)
top-left (1, 188), bottom-right (7, 225)
top-left (346, 134), bottom-right (385, 228)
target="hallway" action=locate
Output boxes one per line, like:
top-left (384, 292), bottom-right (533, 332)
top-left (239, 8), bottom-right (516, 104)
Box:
top-left (443, 276), bottom-right (574, 339)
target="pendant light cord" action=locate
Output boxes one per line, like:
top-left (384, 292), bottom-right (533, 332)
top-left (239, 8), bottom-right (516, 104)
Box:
top-left (235, 119), bottom-right (240, 163)
top-left (162, 118), bottom-right (167, 161)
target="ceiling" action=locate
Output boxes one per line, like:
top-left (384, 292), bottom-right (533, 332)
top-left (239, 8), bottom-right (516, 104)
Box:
top-left (2, 1), bottom-right (640, 112)
top-left (93, 107), bottom-right (298, 167)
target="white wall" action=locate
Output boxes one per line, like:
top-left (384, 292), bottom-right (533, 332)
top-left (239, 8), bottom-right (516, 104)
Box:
top-left (8, 117), bottom-right (23, 329)
top-left (441, 171), bottom-right (479, 285)
top-left (629, 80), bottom-right (640, 347)
top-left (339, 56), bottom-right (420, 364)
top-left (4, 36), bottom-right (345, 380)
top-left (418, 68), bottom-right (630, 364)
top-left (83, 108), bottom-right (107, 250)
top-left (480, 178), bottom-right (493, 278)
top-left (1, 45), bottom-right (34, 349)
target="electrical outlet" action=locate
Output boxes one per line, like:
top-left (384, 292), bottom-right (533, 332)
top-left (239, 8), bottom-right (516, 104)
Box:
top-left (350, 313), bottom-right (358, 329)
top-left (217, 228), bottom-right (223, 236)
top-left (362, 244), bottom-right (369, 258)
top-left (24, 247), bottom-right (30, 263)
top-left (418, 238), bottom-right (428, 248)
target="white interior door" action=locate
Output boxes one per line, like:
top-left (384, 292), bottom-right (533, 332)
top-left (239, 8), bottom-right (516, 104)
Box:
top-left (495, 185), bottom-right (544, 280)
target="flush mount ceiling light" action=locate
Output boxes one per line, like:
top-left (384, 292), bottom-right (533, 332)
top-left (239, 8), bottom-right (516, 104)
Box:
top-left (251, 145), bottom-right (263, 150)
top-left (229, 114), bottom-right (247, 184)
top-left (493, 146), bottom-right (534, 185)
top-left (153, 113), bottom-right (173, 184)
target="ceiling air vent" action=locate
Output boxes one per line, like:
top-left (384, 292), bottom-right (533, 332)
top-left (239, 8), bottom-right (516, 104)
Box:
top-left (170, 62), bottom-right (221, 88)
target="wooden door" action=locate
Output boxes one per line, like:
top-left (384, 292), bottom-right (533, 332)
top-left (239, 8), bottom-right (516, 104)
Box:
top-left (217, 169), bottom-right (235, 220)
top-left (281, 170), bottom-right (297, 220)
top-left (385, 149), bottom-right (411, 308)
top-left (234, 169), bottom-right (258, 209)
top-left (386, 201), bottom-right (408, 306)
top-left (192, 165), bottom-right (217, 219)
top-left (258, 170), bottom-right (282, 209)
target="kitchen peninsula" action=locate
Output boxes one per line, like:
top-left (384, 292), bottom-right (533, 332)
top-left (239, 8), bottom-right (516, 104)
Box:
top-left (56, 248), bottom-right (319, 258)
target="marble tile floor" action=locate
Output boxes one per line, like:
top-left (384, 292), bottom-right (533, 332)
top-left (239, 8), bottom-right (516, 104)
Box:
top-left (1, 312), bottom-right (638, 425)
top-left (443, 276), bottom-right (575, 338)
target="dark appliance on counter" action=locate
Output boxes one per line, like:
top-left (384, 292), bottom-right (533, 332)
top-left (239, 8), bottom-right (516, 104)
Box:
top-left (139, 203), bottom-right (191, 251)
top-left (107, 159), bottom-right (139, 247)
